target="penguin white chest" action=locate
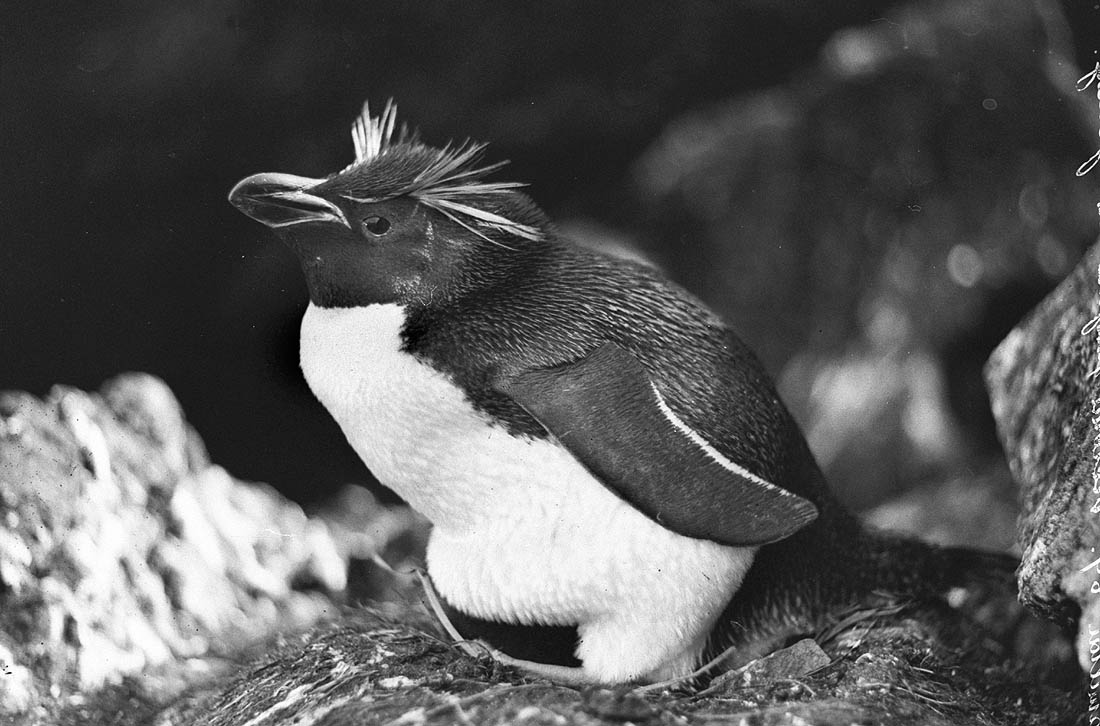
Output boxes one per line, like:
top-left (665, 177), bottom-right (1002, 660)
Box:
top-left (299, 301), bottom-right (560, 531)
top-left (298, 302), bottom-right (756, 682)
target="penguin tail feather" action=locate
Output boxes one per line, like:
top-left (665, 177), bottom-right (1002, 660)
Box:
top-left (931, 544), bottom-right (1019, 591)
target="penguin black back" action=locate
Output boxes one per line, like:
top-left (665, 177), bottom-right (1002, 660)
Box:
top-left (400, 241), bottom-right (820, 503)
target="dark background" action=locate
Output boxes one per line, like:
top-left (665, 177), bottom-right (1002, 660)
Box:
top-left (2, 1), bottom-right (1098, 531)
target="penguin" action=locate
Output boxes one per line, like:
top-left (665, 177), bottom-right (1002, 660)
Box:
top-left (228, 101), bottom-right (1016, 685)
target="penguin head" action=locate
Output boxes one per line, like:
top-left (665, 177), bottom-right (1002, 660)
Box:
top-left (229, 101), bottom-right (548, 307)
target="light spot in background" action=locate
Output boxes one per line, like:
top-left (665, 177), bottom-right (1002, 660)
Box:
top-left (946, 244), bottom-right (983, 287)
top-left (948, 3), bottom-right (986, 37)
top-left (864, 300), bottom-right (911, 350)
top-left (981, 97), bottom-right (998, 110)
top-left (946, 587), bottom-right (967, 608)
top-left (1017, 183), bottom-right (1050, 227)
top-left (824, 13), bottom-right (939, 77)
top-left (781, 346), bottom-right (960, 509)
top-left (826, 29), bottom-right (883, 75)
top-left (883, 242), bottom-right (920, 294)
top-left (901, 355), bottom-right (954, 461)
top-left (1036, 233), bottom-right (1069, 277)
top-left (799, 354), bottom-right (890, 468)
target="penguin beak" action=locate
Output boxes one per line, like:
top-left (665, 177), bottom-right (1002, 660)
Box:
top-left (228, 172), bottom-right (350, 229)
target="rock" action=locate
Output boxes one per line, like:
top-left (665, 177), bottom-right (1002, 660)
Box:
top-left (985, 240), bottom-right (1100, 674)
top-left (52, 605), bottom-right (1067, 726)
top-left (0, 345), bottom-right (1081, 725)
top-left (0, 641), bottom-right (35, 715)
top-left (312, 484), bottom-right (430, 608)
top-left (581, 688), bottom-right (657, 722)
top-left (708, 638), bottom-right (831, 694)
top-left (837, 650), bottom-right (905, 693)
top-left (0, 374), bottom-right (414, 722)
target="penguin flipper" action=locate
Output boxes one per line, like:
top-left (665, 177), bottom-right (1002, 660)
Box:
top-left (496, 343), bottom-right (818, 546)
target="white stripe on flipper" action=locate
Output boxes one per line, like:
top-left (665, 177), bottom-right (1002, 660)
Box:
top-left (649, 382), bottom-right (795, 499)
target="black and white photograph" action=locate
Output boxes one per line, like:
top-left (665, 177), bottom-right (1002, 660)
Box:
top-left (2, 1), bottom-right (1099, 723)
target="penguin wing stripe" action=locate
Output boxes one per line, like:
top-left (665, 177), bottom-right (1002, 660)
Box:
top-left (498, 343), bottom-right (818, 546)
top-left (649, 382), bottom-right (800, 501)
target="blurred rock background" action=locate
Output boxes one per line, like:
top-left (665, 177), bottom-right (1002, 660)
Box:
top-left (0, 375), bottom-right (426, 719)
top-left (2, 0), bottom-right (1098, 545)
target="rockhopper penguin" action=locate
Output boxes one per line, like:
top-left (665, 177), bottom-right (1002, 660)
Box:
top-left (228, 101), bottom-right (1017, 685)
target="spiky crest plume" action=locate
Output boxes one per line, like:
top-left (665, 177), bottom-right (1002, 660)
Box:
top-left (332, 100), bottom-right (542, 245)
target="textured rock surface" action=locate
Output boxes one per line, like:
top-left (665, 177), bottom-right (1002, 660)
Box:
top-left (0, 367), bottom-right (1082, 725)
top-left (0, 374), bottom-right (407, 721)
top-left (985, 240), bottom-right (1100, 672)
top-left (0, 377), bottom-right (1081, 725)
top-left (0, 374), bottom-right (1075, 722)
top-left (48, 604), bottom-right (1079, 726)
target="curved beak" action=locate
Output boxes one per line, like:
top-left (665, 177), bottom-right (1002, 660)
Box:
top-left (228, 172), bottom-right (350, 229)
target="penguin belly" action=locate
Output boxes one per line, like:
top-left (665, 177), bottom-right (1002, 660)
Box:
top-left (299, 302), bottom-right (757, 682)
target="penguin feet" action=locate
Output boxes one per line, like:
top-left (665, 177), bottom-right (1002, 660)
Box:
top-left (481, 648), bottom-right (613, 686)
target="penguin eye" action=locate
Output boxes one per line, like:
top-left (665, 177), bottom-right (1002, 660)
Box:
top-left (361, 216), bottom-right (391, 236)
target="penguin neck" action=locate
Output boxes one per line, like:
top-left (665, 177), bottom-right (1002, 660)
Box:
top-left (401, 235), bottom-right (562, 311)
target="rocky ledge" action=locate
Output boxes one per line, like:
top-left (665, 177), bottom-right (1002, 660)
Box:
top-left (0, 371), bottom-right (1085, 725)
